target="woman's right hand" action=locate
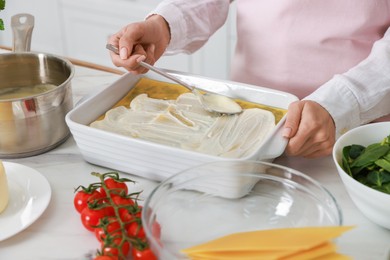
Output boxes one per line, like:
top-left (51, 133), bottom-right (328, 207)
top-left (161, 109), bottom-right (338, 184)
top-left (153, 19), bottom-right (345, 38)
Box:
top-left (107, 14), bottom-right (171, 74)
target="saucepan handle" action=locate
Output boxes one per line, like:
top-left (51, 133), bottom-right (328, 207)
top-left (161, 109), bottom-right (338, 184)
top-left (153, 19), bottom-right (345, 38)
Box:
top-left (11, 13), bottom-right (35, 52)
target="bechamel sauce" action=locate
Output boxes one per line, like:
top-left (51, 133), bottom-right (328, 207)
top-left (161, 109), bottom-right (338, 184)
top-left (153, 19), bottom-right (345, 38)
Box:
top-left (91, 93), bottom-right (276, 158)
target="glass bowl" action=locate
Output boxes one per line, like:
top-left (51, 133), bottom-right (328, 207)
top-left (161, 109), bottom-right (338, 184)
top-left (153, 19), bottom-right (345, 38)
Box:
top-left (142, 160), bottom-right (342, 260)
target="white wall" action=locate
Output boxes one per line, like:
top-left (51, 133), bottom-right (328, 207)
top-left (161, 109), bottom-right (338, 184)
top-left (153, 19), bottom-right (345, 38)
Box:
top-left (0, 0), bottom-right (237, 80)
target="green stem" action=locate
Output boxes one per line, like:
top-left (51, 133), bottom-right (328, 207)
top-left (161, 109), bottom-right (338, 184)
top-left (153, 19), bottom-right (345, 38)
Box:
top-left (95, 171), bottom-right (142, 260)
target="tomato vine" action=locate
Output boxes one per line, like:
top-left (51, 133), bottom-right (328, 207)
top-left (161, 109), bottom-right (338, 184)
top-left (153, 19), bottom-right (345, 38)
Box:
top-left (74, 172), bottom-right (158, 260)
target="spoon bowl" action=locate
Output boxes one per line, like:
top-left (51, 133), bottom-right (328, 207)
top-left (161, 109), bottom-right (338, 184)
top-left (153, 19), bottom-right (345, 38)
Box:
top-left (106, 44), bottom-right (242, 115)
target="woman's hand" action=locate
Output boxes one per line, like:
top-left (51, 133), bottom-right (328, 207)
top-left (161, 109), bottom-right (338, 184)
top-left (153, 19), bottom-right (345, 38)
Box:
top-left (107, 15), bottom-right (170, 74)
top-left (283, 100), bottom-right (336, 158)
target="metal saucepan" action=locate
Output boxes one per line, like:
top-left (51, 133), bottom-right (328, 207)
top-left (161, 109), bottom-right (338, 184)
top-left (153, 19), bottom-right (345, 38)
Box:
top-left (0, 14), bottom-right (74, 158)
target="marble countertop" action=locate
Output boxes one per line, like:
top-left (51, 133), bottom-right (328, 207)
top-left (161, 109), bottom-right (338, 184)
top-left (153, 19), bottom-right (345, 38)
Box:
top-left (0, 59), bottom-right (389, 260)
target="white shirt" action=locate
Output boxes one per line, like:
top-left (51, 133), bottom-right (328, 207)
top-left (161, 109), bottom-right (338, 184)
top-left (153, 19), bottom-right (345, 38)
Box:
top-left (151, 0), bottom-right (390, 137)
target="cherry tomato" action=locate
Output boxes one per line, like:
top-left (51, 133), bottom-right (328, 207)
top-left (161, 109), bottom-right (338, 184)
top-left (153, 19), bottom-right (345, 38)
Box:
top-left (100, 178), bottom-right (128, 198)
top-left (74, 189), bottom-right (104, 214)
top-left (118, 204), bottom-right (142, 227)
top-left (81, 206), bottom-right (108, 232)
top-left (127, 221), bottom-right (146, 239)
top-left (75, 172), bottom-right (156, 260)
top-left (102, 239), bottom-right (130, 258)
top-left (132, 247), bottom-right (157, 260)
top-left (112, 195), bottom-right (134, 207)
top-left (136, 205), bottom-right (142, 216)
top-left (93, 256), bottom-right (117, 260)
top-left (95, 217), bottom-right (122, 242)
top-left (151, 221), bottom-right (161, 240)
top-left (119, 208), bottom-right (135, 227)
top-left (104, 205), bottom-right (116, 217)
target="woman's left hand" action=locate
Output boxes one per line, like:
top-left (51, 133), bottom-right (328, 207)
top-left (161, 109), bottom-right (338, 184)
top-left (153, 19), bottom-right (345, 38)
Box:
top-left (283, 100), bottom-right (336, 158)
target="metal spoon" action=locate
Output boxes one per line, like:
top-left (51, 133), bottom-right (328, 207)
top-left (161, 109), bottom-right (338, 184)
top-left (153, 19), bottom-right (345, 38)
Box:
top-left (106, 44), bottom-right (242, 115)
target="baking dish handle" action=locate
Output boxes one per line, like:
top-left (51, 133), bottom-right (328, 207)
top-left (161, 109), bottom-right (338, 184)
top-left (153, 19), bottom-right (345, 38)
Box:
top-left (258, 121), bottom-right (288, 160)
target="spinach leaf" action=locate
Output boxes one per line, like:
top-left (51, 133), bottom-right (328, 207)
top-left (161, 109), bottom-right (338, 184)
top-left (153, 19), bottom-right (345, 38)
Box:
top-left (351, 145), bottom-right (390, 168)
top-left (342, 146), bottom-right (352, 176)
top-left (367, 170), bottom-right (385, 186)
top-left (375, 158), bottom-right (390, 173)
top-left (382, 183), bottom-right (390, 193)
top-left (383, 152), bottom-right (390, 161)
top-left (349, 144), bottom-right (365, 159)
top-left (0, 0), bottom-right (4, 31)
top-left (374, 182), bottom-right (390, 193)
top-left (340, 132), bottom-right (390, 195)
top-left (381, 134), bottom-right (390, 145)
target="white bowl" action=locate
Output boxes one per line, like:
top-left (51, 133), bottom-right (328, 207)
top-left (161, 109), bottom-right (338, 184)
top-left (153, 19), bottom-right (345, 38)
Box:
top-left (66, 71), bottom-right (298, 181)
top-left (332, 122), bottom-right (390, 229)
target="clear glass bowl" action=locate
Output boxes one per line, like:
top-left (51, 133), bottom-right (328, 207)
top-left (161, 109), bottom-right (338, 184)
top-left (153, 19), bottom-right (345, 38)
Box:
top-left (142, 161), bottom-right (342, 260)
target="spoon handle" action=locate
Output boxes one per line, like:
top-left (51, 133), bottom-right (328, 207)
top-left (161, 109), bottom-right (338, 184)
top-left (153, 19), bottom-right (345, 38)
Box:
top-left (106, 44), bottom-right (194, 91)
top-left (138, 61), bottom-right (194, 91)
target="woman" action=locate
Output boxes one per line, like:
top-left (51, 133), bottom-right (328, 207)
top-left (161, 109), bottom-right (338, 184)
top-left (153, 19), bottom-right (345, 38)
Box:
top-left (107, 0), bottom-right (390, 158)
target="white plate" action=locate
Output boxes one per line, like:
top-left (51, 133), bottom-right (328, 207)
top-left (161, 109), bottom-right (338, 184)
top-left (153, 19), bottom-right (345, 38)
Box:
top-left (0, 162), bottom-right (51, 241)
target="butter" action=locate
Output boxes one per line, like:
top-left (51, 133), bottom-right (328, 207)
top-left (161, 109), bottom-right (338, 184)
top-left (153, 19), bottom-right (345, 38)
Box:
top-left (0, 160), bottom-right (9, 214)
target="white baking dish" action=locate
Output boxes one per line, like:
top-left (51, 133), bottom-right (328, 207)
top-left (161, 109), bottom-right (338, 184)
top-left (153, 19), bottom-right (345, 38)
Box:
top-left (66, 71), bottom-right (298, 181)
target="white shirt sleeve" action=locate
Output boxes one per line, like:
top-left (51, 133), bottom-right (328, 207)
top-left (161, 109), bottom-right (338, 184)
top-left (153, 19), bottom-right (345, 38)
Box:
top-left (151, 1), bottom-right (390, 139)
top-left (149, 0), bottom-right (231, 55)
top-left (305, 26), bottom-right (390, 137)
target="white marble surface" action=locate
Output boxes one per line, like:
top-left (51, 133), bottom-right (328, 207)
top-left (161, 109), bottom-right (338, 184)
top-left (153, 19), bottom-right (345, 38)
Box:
top-left (0, 62), bottom-right (389, 260)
